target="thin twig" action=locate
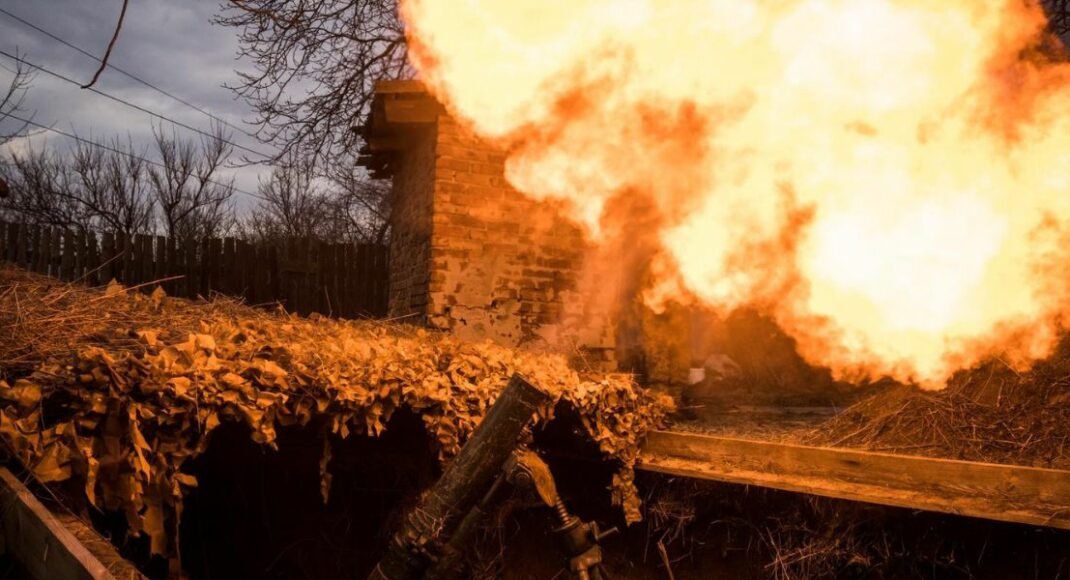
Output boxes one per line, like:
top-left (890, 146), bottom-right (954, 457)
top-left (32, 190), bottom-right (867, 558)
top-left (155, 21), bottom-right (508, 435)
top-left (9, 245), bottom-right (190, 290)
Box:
top-left (81, 0), bottom-right (129, 89)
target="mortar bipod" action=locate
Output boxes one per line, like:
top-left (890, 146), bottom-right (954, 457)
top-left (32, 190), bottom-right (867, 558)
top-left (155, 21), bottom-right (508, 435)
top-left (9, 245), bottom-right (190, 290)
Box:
top-left (423, 447), bottom-right (618, 580)
top-left (506, 449), bottom-right (618, 580)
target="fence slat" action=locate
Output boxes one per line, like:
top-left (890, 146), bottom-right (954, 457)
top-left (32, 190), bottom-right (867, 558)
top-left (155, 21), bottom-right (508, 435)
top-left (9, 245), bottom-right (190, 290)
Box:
top-left (137, 234), bottom-right (153, 285)
top-left (85, 231), bottom-right (98, 286)
top-left (166, 237), bottom-right (179, 296)
top-left (0, 222), bottom-right (388, 317)
top-left (60, 230), bottom-right (74, 281)
top-left (13, 224), bottom-right (25, 268)
top-left (73, 229), bottom-right (85, 281)
top-left (101, 232), bottom-right (115, 283)
top-left (153, 236), bottom-right (166, 289)
top-left (49, 228), bottom-right (61, 278)
top-left (34, 226), bottom-right (47, 274)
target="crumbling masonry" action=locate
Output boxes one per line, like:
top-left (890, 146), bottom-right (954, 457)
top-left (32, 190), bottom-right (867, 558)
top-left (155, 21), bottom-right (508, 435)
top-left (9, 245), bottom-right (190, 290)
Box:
top-left (360, 81), bottom-right (617, 368)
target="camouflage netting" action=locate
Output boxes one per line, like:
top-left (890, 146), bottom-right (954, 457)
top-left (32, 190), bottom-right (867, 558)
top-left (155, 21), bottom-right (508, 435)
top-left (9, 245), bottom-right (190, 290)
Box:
top-left (0, 267), bottom-right (672, 558)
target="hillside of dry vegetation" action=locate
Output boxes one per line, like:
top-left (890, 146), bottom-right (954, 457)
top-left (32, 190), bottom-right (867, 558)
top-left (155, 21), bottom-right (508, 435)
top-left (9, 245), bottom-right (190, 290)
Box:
top-left (0, 266), bottom-right (671, 560)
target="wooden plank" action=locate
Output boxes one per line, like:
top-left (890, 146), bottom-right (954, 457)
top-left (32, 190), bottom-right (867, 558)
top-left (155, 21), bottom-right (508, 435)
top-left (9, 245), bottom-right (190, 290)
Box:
top-left (0, 468), bottom-right (122, 580)
top-left (361, 244), bottom-right (374, 316)
top-left (638, 430), bottom-right (1070, 531)
top-left (60, 229), bottom-right (75, 281)
top-left (85, 232), bottom-right (99, 286)
top-left (121, 234), bottom-right (133, 285)
top-left (101, 233), bottom-right (116, 284)
top-left (321, 243), bottom-right (335, 317)
top-left (137, 235), bottom-right (153, 285)
top-left (304, 238), bottom-right (317, 315)
top-left (163, 237), bottom-right (178, 297)
top-left (73, 229), bottom-right (86, 281)
top-left (237, 241), bottom-right (252, 302)
top-left (49, 229), bottom-right (62, 278)
top-left (223, 238), bottom-right (237, 296)
top-left (186, 238), bottom-right (199, 299)
top-left (267, 245), bottom-right (280, 302)
top-left (335, 245), bottom-right (348, 317)
top-left (4, 222), bottom-right (14, 263)
top-left (34, 226), bottom-right (48, 274)
top-left (153, 236), bottom-right (167, 290)
top-left (14, 223), bottom-right (27, 269)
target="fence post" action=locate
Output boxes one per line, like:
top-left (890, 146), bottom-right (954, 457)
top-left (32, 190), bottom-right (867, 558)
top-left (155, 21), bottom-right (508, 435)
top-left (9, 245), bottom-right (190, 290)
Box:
top-left (85, 231), bottom-right (98, 286)
top-left (60, 229), bottom-right (74, 281)
top-left (5, 222), bottom-right (15, 263)
top-left (153, 236), bottom-right (166, 289)
top-left (137, 234), bottom-right (152, 285)
top-left (73, 229), bottom-right (85, 281)
top-left (101, 232), bottom-right (116, 283)
top-left (49, 228), bottom-right (61, 278)
top-left (34, 226), bottom-right (47, 274)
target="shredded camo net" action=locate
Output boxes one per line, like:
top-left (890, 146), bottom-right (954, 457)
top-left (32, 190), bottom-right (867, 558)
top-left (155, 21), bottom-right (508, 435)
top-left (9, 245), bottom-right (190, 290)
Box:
top-left (0, 266), bottom-right (672, 557)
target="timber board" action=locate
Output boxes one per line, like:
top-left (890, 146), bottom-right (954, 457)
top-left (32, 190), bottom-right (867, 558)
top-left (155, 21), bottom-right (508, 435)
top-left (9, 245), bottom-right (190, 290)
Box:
top-left (638, 430), bottom-right (1070, 531)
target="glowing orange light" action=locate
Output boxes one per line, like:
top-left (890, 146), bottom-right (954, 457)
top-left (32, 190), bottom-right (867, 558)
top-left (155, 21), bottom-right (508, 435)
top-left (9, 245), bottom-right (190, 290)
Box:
top-left (402, 0), bottom-right (1070, 386)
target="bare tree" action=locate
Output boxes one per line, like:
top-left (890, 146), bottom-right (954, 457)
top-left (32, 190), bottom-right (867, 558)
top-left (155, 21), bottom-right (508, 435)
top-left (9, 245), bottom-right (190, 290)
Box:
top-left (326, 160), bottom-right (390, 243)
top-left (69, 137), bottom-right (155, 237)
top-left (216, 0), bottom-right (409, 172)
top-left (0, 146), bottom-right (93, 229)
top-left (1047, 0), bottom-right (1070, 37)
top-left (0, 53), bottom-right (36, 146)
top-left (246, 161), bottom-right (331, 241)
top-left (146, 124), bottom-right (236, 243)
top-left (1, 138), bottom-right (155, 238)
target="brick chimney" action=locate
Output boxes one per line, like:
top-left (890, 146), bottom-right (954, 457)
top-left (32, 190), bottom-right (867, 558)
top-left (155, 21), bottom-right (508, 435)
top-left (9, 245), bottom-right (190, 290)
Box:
top-left (360, 81), bottom-right (616, 366)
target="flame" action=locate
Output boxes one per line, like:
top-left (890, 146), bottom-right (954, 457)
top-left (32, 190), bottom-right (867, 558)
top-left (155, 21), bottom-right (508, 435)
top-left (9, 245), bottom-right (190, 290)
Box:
top-left (401, 0), bottom-right (1070, 386)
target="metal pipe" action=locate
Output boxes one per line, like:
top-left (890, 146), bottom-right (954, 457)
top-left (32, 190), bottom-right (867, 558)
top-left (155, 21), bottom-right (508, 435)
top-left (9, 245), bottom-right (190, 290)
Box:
top-left (368, 374), bottom-right (551, 580)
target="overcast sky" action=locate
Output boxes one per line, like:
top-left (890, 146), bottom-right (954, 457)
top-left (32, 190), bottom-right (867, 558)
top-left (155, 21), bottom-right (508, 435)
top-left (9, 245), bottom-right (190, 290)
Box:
top-left (0, 0), bottom-right (272, 212)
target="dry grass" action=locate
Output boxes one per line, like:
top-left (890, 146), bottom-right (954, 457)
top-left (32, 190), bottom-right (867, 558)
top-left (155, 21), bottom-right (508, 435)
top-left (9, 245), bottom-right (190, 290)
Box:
top-left (807, 343), bottom-right (1070, 469)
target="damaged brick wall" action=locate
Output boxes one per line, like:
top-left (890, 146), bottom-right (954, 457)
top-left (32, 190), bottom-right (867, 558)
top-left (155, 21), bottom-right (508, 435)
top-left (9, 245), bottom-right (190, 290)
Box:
top-left (428, 116), bottom-right (583, 345)
top-left (385, 110), bottom-right (616, 366)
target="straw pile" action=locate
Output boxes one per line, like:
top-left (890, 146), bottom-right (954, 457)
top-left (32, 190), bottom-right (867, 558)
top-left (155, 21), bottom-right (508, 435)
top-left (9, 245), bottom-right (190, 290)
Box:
top-left (0, 266), bottom-right (672, 558)
top-left (808, 341), bottom-right (1070, 468)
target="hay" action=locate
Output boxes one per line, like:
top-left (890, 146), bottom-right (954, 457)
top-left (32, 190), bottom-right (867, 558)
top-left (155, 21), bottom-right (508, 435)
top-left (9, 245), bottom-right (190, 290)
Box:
top-left (0, 266), bottom-right (672, 559)
top-left (808, 340), bottom-right (1070, 468)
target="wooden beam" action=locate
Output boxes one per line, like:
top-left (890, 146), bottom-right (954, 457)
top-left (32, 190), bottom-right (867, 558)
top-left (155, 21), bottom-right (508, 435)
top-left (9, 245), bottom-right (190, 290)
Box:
top-left (638, 431), bottom-right (1070, 531)
top-left (0, 468), bottom-right (132, 579)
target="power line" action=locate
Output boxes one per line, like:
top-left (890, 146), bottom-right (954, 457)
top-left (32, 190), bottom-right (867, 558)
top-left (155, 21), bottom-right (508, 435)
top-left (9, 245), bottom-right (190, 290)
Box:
top-left (0, 49), bottom-right (277, 161)
top-left (0, 6), bottom-right (266, 144)
top-left (2, 111), bottom-right (270, 203)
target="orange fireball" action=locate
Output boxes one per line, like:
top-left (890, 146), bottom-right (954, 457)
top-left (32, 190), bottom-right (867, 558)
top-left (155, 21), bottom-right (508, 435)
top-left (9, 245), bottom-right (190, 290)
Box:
top-left (402, 0), bottom-right (1070, 386)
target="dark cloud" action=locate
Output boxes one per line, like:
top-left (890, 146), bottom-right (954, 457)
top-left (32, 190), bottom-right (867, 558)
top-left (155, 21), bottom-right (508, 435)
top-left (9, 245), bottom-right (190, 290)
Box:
top-left (0, 0), bottom-right (271, 210)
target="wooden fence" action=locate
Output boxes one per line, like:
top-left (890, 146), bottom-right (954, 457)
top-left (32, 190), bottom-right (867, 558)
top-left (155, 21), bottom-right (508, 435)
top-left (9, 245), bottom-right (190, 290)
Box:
top-left (0, 221), bottom-right (390, 319)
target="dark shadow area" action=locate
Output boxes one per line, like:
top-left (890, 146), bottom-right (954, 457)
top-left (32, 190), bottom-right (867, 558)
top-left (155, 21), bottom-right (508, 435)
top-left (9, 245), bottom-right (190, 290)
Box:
top-left (179, 408), bottom-right (438, 580)
top-left (64, 400), bottom-right (1070, 580)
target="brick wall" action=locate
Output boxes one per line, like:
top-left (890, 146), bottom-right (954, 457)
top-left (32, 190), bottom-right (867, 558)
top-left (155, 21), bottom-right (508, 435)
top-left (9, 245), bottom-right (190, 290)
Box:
top-left (385, 112), bottom-right (615, 365)
top-left (386, 126), bottom-right (436, 322)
